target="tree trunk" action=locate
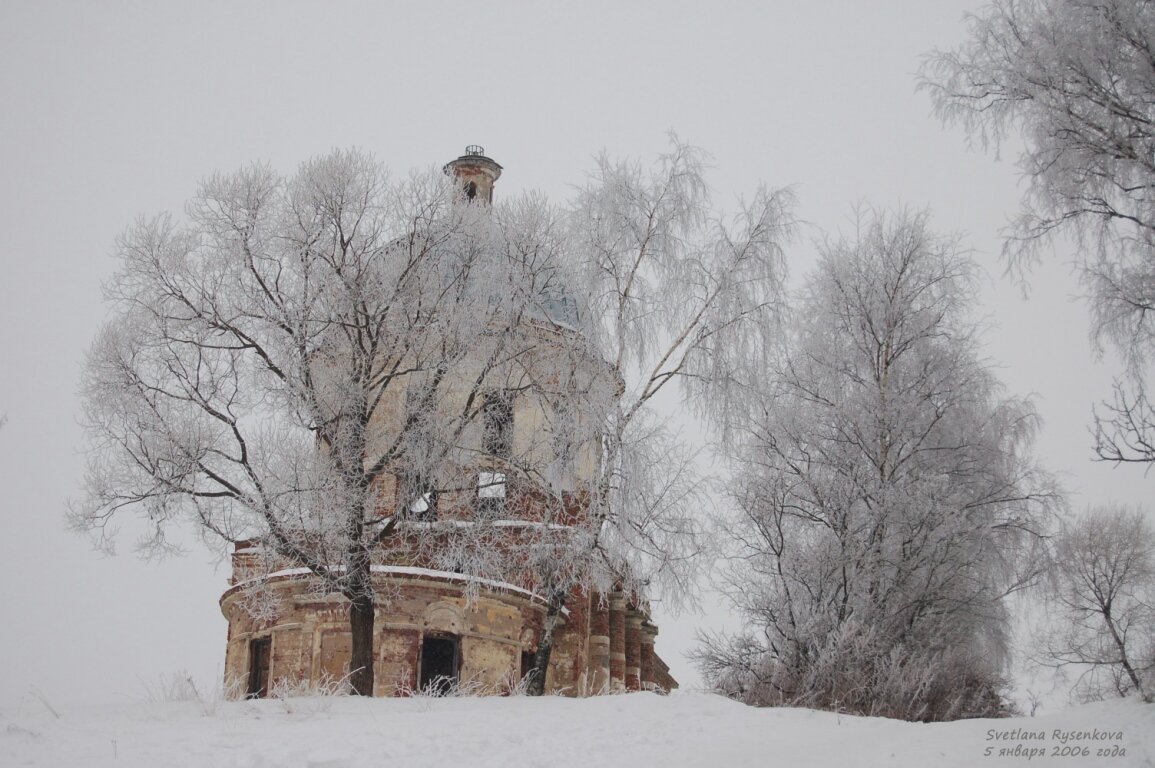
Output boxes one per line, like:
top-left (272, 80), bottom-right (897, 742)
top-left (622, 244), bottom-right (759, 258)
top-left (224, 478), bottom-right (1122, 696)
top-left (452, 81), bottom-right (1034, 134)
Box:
top-left (1103, 607), bottom-right (1147, 700)
top-left (345, 486), bottom-right (375, 697)
top-left (526, 591), bottom-right (567, 696)
top-left (348, 590), bottom-right (376, 696)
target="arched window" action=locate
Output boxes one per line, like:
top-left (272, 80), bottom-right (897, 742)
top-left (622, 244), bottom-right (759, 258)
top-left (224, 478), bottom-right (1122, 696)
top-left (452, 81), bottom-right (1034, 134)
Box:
top-left (482, 391), bottom-right (513, 457)
top-left (465, 181), bottom-right (477, 200)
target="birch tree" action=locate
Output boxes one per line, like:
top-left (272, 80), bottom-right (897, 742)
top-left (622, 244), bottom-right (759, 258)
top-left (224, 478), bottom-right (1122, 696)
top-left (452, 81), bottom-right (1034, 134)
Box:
top-left (922, 0), bottom-right (1155, 466)
top-left (518, 140), bottom-right (794, 693)
top-left (697, 209), bottom-right (1058, 721)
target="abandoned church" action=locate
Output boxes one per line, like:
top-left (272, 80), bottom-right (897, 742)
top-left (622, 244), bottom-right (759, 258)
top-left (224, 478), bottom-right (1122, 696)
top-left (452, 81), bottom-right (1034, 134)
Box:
top-left (219, 147), bottom-right (677, 698)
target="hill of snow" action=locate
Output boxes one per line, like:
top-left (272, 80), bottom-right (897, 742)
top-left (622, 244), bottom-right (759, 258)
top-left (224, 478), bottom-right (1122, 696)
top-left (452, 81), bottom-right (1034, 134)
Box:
top-left (2, 689), bottom-right (1150, 767)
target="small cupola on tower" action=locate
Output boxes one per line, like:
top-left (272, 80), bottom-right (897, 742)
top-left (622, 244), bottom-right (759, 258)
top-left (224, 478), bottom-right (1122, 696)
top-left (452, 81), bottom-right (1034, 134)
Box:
top-left (444, 145), bottom-right (503, 205)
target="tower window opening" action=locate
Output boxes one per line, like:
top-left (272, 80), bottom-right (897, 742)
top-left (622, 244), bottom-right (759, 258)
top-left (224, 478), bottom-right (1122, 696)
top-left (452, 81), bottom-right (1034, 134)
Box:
top-left (408, 486), bottom-right (438, 521)
top-left (399, 468), bottom-right (438, 522)
top-left (476, 470), bottom-right (507, 518)
top-left (553, 404), bottom-right (578, 466)
top-left (482, 392), bottom-right (513, 457)
top-left (465, 181), bottom-right (477, 200)
top-left (542, 292), bottom-right (579, 327)
top-left (410, 490), bottom-right (437, 520)
top-left (477, 471), bottom-right (507, 497)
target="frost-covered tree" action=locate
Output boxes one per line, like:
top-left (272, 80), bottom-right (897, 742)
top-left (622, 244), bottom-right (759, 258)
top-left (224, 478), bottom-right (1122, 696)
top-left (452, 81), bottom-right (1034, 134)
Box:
top-left (697, 210), bottom-right (1057, 721)
top-left (520, 141), bottom-right (793, 693)
top-left (1037, 505), bottom-right (1155, 702)
top-left (75, 142), bottom-right (791, 698)
top-left (922, 0), bottom-right (1155, 465)
top-left (73, 149), bottom-right (582, 696)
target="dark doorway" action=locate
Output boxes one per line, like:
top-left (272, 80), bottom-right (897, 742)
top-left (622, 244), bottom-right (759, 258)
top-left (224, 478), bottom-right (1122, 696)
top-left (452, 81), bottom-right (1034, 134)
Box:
top-left (419, 634), bottom-right (460, 694)
top-left (247, 636), bottom-right (272, 698)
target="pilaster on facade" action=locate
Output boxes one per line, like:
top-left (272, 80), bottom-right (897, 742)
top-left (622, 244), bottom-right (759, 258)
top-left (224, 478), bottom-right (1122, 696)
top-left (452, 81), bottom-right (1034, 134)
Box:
top-left (639, 621), bottom-right (658, 690)
top-left (625, 609), bottom-right (643, 691)
top-left (608, 591), bottom-right (627, 691)
top-left (586, 591), bottom-right (611, 694)
top-left (556, 587), bottom-right (590, 692)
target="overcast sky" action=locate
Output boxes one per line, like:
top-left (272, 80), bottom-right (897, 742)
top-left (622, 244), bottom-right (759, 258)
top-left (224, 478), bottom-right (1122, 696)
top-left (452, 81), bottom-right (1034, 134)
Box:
top-left (1, 1), bottom-right (1149, 708)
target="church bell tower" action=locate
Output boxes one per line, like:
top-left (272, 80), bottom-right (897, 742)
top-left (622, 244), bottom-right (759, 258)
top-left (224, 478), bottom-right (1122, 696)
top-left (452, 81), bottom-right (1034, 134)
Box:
top-left (444, 145), bottom-right (503, 204)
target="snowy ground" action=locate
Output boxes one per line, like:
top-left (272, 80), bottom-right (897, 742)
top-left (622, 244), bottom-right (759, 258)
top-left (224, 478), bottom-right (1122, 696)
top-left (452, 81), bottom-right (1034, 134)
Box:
top-left (2, 689), bottom-right (1151, 768)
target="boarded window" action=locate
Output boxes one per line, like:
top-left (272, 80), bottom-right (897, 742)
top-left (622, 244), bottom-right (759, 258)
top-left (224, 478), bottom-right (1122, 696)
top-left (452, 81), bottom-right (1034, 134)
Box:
top-left (247, 637), bottom-right (272, 698)
top-left (319, 630), bottom-right (352, 684)
top-left (476, 471), bottom-right (507, 518)
top-left (477, 471), bottom-right (507, 498)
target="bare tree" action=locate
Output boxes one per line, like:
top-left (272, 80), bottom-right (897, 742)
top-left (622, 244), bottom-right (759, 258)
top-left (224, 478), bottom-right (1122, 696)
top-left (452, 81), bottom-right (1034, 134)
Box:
top-left (697, 209), bottom-right (1058, 721)
top-left (1092, 382), bottom-right (1155, 465)
top-left (922, 0), bottom-right (1155, 464)
top-left (73, 150), bottom-right (571, 695)
top-left (518, 139), bottom-right (794, 693)
top-left (1037, 505), bottom-right (1155, 702)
